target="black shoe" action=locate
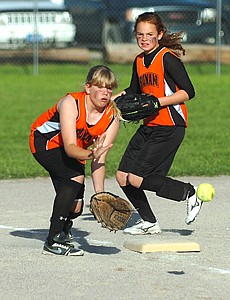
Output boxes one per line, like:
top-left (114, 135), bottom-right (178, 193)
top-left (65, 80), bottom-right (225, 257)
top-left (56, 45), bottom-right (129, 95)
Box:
top-left (65, 231), bottom-right (74, 244)
top-left (53, 231), bottom-right (74, 248)
top-left (42, 239), bottom-right (84, 256)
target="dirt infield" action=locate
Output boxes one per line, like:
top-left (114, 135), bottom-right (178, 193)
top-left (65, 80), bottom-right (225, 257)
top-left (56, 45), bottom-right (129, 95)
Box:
top-left (0, 176), bottom-right (229, 300)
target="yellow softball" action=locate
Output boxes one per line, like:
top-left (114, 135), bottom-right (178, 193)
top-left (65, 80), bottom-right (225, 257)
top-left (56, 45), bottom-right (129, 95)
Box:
top-left (197, 183), bottom-right (215, 202)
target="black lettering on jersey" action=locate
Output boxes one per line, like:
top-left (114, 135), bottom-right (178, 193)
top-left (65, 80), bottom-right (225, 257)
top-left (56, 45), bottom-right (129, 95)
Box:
top-left (76, 128), bottom-right (96, 144)
top-left (139, 73), bottom-right (159, 88)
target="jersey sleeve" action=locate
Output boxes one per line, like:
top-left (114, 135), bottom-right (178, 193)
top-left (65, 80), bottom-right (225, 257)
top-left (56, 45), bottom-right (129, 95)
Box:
top-left (164, 52), bottom-right (195, 100)
top-left (124, 57), bottom-right (142, 95)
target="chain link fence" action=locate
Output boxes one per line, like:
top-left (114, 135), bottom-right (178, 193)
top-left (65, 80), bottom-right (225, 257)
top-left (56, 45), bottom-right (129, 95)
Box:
top-left (0, 0), bottom-right (229, 75)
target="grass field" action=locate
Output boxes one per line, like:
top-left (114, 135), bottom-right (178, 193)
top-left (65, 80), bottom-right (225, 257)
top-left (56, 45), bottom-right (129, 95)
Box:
top-left (0, 63), bottom-right (229, 179)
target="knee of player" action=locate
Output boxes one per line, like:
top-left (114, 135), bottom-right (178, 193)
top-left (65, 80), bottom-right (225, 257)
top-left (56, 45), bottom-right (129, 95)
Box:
top-left (116, 170), bottom-right (127, 186)
top-left (69, 201), bottom-right (84, 219)
top-left (127, 173), bottom-right (142, 188)
top-left (70, 211), bottom-right (83, 219)
top-left (72, 199), bottom-right (84, 215)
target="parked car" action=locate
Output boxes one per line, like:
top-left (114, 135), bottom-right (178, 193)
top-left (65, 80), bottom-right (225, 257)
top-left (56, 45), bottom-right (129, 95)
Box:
top-left (64, 0), bottom-right (106, 49)
top-left (116, 0), bottom-right (230, 45)
top-left (65, 0), bottom-right (230, 49)
top-left (0, 0), bottom-right (76, 49)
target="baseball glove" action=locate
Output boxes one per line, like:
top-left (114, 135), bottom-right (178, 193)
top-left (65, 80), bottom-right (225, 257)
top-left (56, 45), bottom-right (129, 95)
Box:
top-left (114, 93), bottom-right (160, 122)
top-left (90, 192), bottom-right (133, 232)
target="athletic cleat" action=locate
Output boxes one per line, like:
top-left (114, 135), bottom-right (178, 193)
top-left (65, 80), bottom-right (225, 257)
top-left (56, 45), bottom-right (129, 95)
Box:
top-left (123, 219), bottom-right (162, 235)
top-left (52, 231), bottom-right (74, 248)
top-left (65, 231), bottom-right (74, 243)
top-left (42, 239), bottom-right (84, 256)
top-left (186, 187), bottom-right (203, 225)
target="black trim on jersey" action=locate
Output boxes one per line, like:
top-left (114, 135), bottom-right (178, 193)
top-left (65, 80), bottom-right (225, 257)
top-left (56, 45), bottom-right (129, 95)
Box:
top-left (125, 46), bottom-right (195, 100)
top-left (74, 98), bottom-right (114, 130)
top-left (34, 130), bottom-right (61, 152)
top-left (168, 106), bottom-right (186, 126)
top-left (49, 111), bottom-right (60, 123)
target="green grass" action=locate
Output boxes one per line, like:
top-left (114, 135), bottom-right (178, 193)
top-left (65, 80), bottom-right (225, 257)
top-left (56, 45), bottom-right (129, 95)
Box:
top-left (0, 63), bottom-right (229, 179)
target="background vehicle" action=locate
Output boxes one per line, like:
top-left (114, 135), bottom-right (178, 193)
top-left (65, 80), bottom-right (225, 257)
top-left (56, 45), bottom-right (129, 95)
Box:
top-left (0, 0), bottom-right (76, 49)
top-left (64, 0), bottom-right (106, 49)
top-left (65, 0), bottom-right (230, 49)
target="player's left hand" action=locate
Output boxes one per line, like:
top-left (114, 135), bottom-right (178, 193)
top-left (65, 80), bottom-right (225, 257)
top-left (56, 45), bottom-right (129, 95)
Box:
top-left (91, 133), bottom-right (113, 159)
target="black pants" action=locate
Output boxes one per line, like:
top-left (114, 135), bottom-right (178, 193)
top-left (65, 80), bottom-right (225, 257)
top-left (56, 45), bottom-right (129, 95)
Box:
top-left (33, 147), bottom-right (85, 244)
top-left (118, 126), bottom-right (193, 223)
top-left (118, 125), bottom-right (185, 177)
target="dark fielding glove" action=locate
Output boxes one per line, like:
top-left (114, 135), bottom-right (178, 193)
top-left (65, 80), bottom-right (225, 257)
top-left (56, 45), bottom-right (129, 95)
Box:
top-left (114, 93), bottom-right (160, 122)
top-left (90, 192), bottom-right (133, 232)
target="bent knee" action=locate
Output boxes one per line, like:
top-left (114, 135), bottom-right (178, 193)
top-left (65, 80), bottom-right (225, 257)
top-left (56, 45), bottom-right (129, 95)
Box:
top-left (72, 199), bottom-right (84, 214)
top-left (116, 170), bottom-right (128, 186)
top-left (70, 200), bottom-right (84, 219)
top-left (127, 173), bottom-right (143, 188)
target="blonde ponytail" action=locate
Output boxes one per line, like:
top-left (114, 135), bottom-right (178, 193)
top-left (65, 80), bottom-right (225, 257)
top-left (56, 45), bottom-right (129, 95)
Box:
top-left (108, 98), bottom-right (122, 120)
